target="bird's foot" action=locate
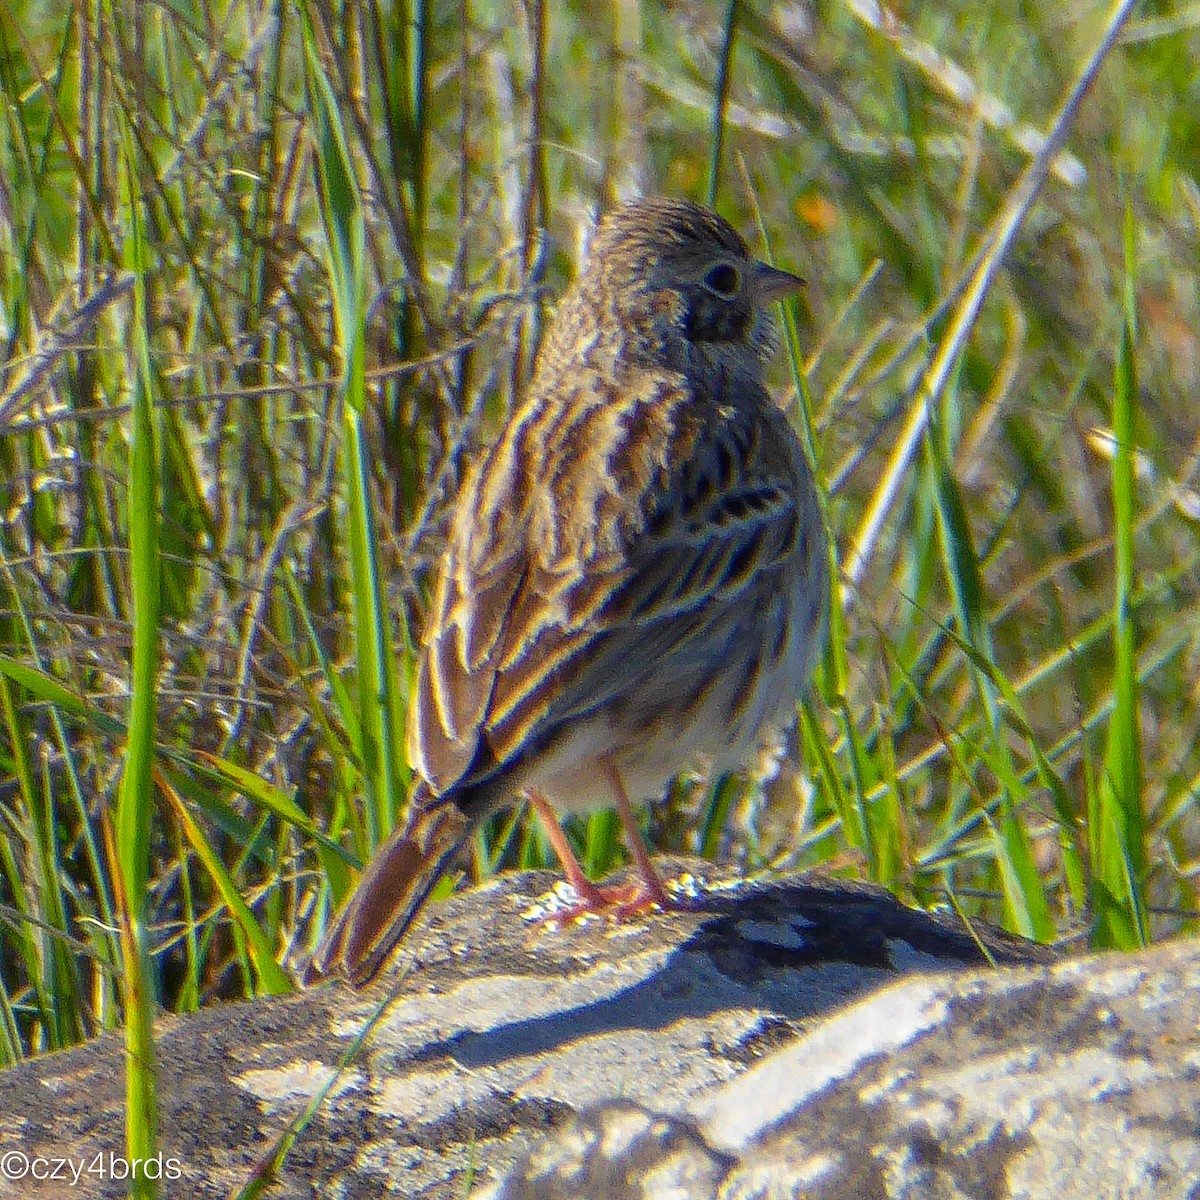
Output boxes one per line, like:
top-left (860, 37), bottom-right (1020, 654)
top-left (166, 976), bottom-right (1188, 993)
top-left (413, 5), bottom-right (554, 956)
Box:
top-left (533, 872), bottom-right (682, 926)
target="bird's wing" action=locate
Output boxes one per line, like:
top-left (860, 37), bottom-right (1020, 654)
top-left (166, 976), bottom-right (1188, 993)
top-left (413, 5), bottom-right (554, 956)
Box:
top-left (408, 368), bottom-right (809, 800)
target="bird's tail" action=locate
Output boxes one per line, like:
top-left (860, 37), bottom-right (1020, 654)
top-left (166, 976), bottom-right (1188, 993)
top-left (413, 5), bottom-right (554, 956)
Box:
top-left (309, 785), bottom-right (472, 988)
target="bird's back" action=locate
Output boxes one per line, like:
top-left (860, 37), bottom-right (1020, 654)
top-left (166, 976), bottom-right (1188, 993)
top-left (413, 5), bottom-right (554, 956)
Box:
top-left (409, 336), bottom-right (824, 815)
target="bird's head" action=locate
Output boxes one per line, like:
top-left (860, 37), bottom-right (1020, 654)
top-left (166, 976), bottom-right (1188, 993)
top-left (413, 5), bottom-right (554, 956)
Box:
top-left (571, 196), bottom-right (804, 379)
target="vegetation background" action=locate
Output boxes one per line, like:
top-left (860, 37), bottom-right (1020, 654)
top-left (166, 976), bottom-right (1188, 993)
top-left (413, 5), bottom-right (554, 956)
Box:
top-left (0, 0), bottom-right (1195, 1142)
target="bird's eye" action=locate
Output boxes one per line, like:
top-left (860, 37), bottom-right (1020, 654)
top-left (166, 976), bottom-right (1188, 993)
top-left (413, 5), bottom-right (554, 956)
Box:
top-left (703, 263), bottom-right (741, 299)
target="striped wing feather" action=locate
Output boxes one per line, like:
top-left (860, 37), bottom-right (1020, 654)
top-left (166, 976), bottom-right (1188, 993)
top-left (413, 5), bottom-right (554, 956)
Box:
top-left (408, 371), bottom-right (802, 808)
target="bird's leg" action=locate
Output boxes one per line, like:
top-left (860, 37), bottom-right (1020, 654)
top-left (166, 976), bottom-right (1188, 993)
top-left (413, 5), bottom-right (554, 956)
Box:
top-left (604, 763), bottom-right (676, 914)
top-left (526, 778), bottom-right (677, 920)
top-left (527, 789), bottom-right (615, 911)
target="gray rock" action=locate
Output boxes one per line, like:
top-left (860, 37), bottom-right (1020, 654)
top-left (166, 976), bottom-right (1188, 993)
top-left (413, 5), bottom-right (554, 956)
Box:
top-left (0, 858), bottom-right (1081, 1198)
top-left (484, 933), bottom-right (1200, 1200)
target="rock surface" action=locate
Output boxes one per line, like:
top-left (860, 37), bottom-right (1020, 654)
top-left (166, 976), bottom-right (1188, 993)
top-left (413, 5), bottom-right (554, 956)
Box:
top-left (482, 934), bottom-right (1200, 1200)
top-left (6, 857), bottom-right (1183, 1200)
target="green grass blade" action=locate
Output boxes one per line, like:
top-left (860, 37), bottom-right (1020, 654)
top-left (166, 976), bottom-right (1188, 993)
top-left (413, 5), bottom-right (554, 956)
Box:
top-left (926, 399), bottom-right (1053, 941)
top-left (302, 6), bottom-right (405, 852)
top-left (0, 655), bottom-right (126, 738)
top-left (116, 121), bottom-right (161, 1200)
top-left (0, 673), bottom-right (72, 1049)
top-left (160, 778), bottom-right (292, 996)
top-left (706, 0), bottom-right (738, 206)
top-left (698, 775), bottom-right (741, 861)
top-left (1094, 202), bottom-right (1148, 949)
top-left (192, 750), bottom-right (351, 858)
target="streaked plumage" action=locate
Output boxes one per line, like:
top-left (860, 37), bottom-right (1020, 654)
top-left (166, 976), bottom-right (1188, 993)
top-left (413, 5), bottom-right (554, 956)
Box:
top-left (313, 198), bottom-right (828, 987)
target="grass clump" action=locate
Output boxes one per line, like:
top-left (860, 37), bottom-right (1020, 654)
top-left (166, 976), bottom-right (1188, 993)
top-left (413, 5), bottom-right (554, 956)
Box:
top-left (0, 0), bottom-right (1195, 1089)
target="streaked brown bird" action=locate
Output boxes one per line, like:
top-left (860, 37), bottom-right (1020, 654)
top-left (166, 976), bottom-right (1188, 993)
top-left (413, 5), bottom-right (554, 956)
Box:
top-left (313, 197), bottom-right (828, 988)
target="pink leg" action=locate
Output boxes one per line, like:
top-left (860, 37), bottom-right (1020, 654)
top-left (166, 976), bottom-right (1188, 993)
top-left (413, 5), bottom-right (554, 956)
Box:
top-left (526, 779), bottom-right (678, 920)
top-left (604, 764), bottom-right (676, 913)
top-left (527, 789), bottom-right (614, 910)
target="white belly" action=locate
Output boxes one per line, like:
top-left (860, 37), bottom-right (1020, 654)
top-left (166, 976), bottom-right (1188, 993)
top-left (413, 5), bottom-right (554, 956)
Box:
top-left (518, 562), bottom-right (826, 813)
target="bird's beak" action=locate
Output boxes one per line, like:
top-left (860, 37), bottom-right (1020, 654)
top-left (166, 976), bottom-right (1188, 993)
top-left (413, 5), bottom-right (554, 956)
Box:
top-left (754, 262), bottom-right (805, 303)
